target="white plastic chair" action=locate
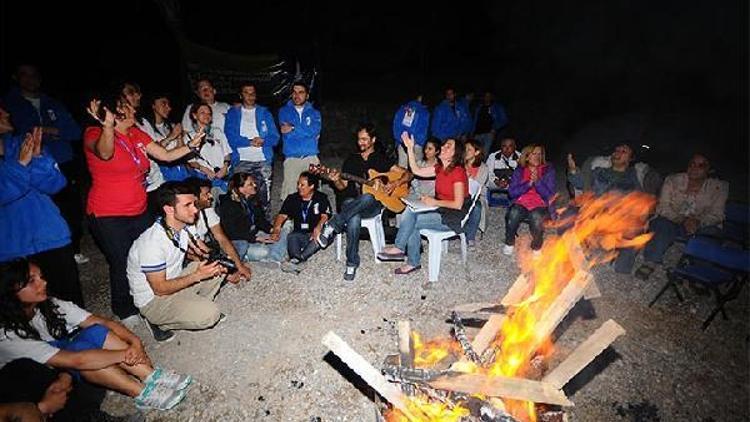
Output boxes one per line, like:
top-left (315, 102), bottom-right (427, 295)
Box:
top-left (419, 179), bottom-right (481, 282)
top-left (335, 209), bottom-right (387, 262)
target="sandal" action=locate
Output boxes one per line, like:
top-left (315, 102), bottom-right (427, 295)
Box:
top-left (634, 264), bottom-right (655, 280)
top-left (394, 265), bottom-right (421, 275)
top-left (377, 251), bottom-right (407, 261)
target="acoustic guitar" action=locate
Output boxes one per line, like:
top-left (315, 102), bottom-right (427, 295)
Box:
top-left (309, 164), bottom-right (408, 213)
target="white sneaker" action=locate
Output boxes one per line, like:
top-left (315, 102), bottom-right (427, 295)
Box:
top-left (145, 367), bottom-right (192, 391)
top-left (134, 383), bottom-right (186, 410)
top-left (502, 244), bottom-right (514, 256)
top-left (532, 250), bottom-right (542, 259)
top-left (119, 314), bottom-right (141, 330)
top-left (74, 253), bottom-right (90, 264)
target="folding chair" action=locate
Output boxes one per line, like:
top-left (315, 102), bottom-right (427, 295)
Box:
top-left (487, 188), bottom-right (511, 208)
top-left (722, 202), bottom-right (749, 248)
top-left (649, 236), bottom-right (750, 330)
top-left (419, 180), bottom-right (482, 283)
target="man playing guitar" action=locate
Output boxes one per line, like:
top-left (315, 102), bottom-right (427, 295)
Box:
top-left (315, 123), bottom-right (410, 281)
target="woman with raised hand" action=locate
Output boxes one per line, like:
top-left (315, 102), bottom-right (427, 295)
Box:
top-left (0, 258), bottom-right (191, 411)
top-left (83, 93), bottom-right (203, 324)
top-left (378, 133), bottom-right (471, 275)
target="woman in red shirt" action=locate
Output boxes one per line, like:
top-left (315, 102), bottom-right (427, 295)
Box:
top-left (379, 133), bottom-right (470, 275)
top-left (83, 95), bottom-right (203, 321)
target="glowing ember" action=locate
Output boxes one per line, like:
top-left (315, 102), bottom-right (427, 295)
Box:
top-left (385, 192), bottom-right (655, 422)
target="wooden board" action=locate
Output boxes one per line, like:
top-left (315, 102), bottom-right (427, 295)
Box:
top-left (542, 319), bottom-right (626, 389)
top-left (322, 332), bottom-right (426, 420)
top-left (428, 373), bottom-right (573, 407)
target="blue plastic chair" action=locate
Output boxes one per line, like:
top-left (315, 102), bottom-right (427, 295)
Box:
top-left (487, 188), bottom-right (511, 208)
top-left (649, 236), bottom-right (750, 330)
top-left (721, 202), bottom-right (749, 247)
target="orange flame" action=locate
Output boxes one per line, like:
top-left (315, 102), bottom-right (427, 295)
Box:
top-left (384, 396), bottom-right (470, 422)
top-left (384, 192), bottom-right (655, 422)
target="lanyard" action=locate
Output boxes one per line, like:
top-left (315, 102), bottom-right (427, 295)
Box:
top-left (114, 132), bottom-right (143, 169)
top-left (300, 199), bottom-right (314, 223)
top-left (242, 199), bottom-right (256, 228)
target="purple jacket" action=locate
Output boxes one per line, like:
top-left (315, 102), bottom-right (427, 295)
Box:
top-left (508, 164), bottom-right (556, 214)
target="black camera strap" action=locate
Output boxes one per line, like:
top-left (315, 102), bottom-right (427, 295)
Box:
top-left (159, 217), bottom-right (205, 256)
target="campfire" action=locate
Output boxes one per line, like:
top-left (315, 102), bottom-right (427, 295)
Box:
top-left (323, 192), bottom-right (656, 421)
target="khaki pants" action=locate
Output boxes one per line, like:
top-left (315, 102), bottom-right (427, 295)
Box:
top-left (140, 262), bottom-right (224, 330)
top-left (281, 156), bottom-right (319, 199)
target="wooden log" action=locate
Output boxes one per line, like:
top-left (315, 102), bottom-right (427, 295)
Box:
top-left (428, 373), bottom-right (573, 407)
top-left (500, 274), bottom-right (533, 306)
top-left (542, 320), bottom-right (626, 389)
top-left (583, 280), bottom-right (602, 300)
top-left (452, 302), bottom-right (506, 314)
top-left (470, 273), bottom-right (532, 356)
top-left (322, 332), bottom-right (426, 420)
top-left (397, 321), bottom-right (414, 368)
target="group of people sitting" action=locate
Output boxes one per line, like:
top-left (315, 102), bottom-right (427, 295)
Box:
top-left (0, 64), bottom-right (730, 420)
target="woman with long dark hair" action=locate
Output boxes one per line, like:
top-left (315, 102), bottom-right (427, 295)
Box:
top-left (0, 258), bottom-right (190, 411)
top-left (378, 134), bottom-right (471, 275)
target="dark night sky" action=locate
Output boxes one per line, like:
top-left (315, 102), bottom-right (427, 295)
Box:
top-left (0, 0), bottom-right (747, 166)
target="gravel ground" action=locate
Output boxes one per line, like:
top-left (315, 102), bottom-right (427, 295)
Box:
top-left (79, 174), bottom-right (748, 421)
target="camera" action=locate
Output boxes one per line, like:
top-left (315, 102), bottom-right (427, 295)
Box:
top-left (207, 249), bottom-right (237, 274)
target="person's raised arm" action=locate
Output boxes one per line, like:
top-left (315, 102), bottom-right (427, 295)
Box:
top-left (145, 130), bottom-right (205, 162)
top-left (402, 132), bottom-right (435, 178)
top-left (84, 100), bottom-right (116, 160)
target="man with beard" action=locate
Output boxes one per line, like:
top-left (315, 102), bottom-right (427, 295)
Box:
top-left (316, 123), bottom-right (410, 281)
top-left (126, 182), bottom-right (228, 342)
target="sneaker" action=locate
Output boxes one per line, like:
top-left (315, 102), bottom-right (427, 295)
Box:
top-left (532, 250), bottom-right (542, 259)
top-left (145, 367), bottom-right (192, 391)
top-left (280, 260), bottom-right (300, 274)
top-left (134, 383), bottom-right (186, 411)
top-left (502, 244), bottom-right (514, 256)
top-left (343, 266), bottom-right (357, 282)
top-left (316, 222), bottom-right (336, 248)
top-left (74, 253), bottom-right (90, 264)
top-left (119, 314), bottom-right (141, 330)
top-left (141, 316), bottom-right (175, 343)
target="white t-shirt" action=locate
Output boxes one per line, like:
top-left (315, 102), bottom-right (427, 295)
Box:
top-left (238, 106), bottom-right (265, 162)
top-left (182, 101), bottom-right (230, 134)
top-left (186, 126), bottom-right (231, 171)
top-left (127, 221), bottom-right (197, 308)
top-left (0, 298), bottom-right (91, 367)
top-left (194, 207), bottom-right (221, 241)
top-left (136, 120), bottom-right (165, 192)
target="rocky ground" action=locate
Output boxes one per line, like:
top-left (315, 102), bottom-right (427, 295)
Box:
top-left (81, 181), bottom-right (747, 421)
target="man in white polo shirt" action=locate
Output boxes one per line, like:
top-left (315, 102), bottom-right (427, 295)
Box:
top-left (127, 182), bottom-right (227, 342)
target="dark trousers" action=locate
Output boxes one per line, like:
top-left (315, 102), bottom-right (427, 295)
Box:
top-left (505, 204), bottom-right (547, 250)
top-left (643, 216), bottom-right (721, 264)
top-left (31, 244), bottom-right (84, 308)
top-left (53, 161), bottom-right (84, 255)
top-left (330, 194), bottom-right (382, 267)
top-left (88, 213), bottom-right (151, 319)
top-left (287, 231), bottom-right (320, 262)
top-left (0, 358), bottom-right (105, 422)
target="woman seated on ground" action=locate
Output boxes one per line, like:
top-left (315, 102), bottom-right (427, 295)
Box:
top-left (502, 144), bottom-right (556, 256)
top-left (0, 259), bottom-right (191, 411)
top-left (408, 138), bottom-right (440, 198)
top-left (463, 139), bottom-right (490, 246)
top-left (378, 133), bottom-right (471, 275)
top-left (218, 172), bottom-right (289, 268)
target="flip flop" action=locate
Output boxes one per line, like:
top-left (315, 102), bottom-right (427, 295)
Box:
top-left (377, 251), bottom-right (407, 261)
top-left (394, 265), bottom-right (421, 275)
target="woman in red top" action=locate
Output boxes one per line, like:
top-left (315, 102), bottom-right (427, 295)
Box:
top-left (83, 94), bottom-right (203, 320)
top-left (379, 133), bottom-right (470, 275)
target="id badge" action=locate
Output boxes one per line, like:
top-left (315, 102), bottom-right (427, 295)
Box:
top-left (301, 223), bottom-right (310, 230)
top-left (402, 108), bottom-right (415, 127)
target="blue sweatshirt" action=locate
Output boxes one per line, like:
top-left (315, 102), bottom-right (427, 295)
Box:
top-left (472, 103), bottom-right (508, 133)
top-left (277, 100), bottom-right (321, 158)
top-left (4, 87), bottom-right (81, 165)
top-left (0, 135), bottom-right (70, 261)
top-left (392, 100), bottom-right (430, 147)
top-left (431, 99), bottom-right (472, 141)
top-left (224, 104), bottom-right (280, 166)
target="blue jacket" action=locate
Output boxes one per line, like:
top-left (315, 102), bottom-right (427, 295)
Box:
top-left (3, 87), bottom-right (81, 165)
top-left (431, 100), bottom-right (472, 141)
top-left (0, 135), bottom-right (70, 261)
top-left (472, 103), bottom-right (508, 133)
top-left (277, 100), bottom-right (321, 158)
top-left (392, 100), bottom-right (430, 147)
top-left (224, 104), bottom-right (280, 166)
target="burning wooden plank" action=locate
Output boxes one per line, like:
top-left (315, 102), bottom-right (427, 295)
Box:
top-left (542, 319), bottom-right (626, 389)
top-left (322, 331), bottom-right (427, 420)
top-left (398, 321), bottom-right (414, 368)
top-left (427, 373), bottom-right (573, 407)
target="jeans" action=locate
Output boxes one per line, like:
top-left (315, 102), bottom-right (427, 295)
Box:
top-left (474, 132), bottom-right (495, 158)
top-left (87, 212), bottom-right (151, 319)
top-left (233, 161), bottom-right (273, 221)
top-left (395, 209), bottom-right (451, 267)
top-left (463, 201), bottom-right (482, 241)
top-left (329, 194), bottom-right (382, 267)
top-left (287, 231), bottom-right (320, 261)
top-left (505, 204), bottom-right (547, 250)
top-left (642, 216), bottom-right (721, 264)
top-left (231, 228), bottom-right (289, 263)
